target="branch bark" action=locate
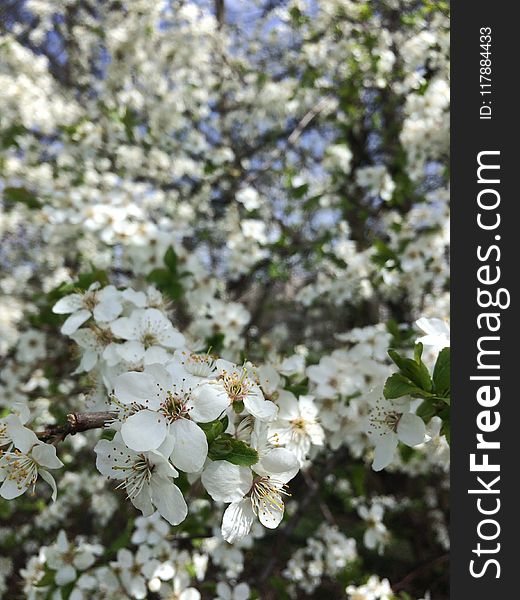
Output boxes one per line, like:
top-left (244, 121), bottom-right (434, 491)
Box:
top-left (36, 411), bottom-right (117, 443)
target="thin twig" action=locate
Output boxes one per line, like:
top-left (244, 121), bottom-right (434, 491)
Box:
top-left (36, 411), bottom-right (117, 443)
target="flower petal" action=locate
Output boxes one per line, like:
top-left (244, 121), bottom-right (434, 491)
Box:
top-left (61, 309), bottom-right (91, 335)
top-left (5, 416), bottom-right (39, 454)
top-left (52, 294), bottom-right (83, 314)
top-left (0, 477), bottom-right (27, 499)
top-left (372, 433), bottom-right (398, 472)
top-left (189, 383), bottom-right (229, 423)
top-left (243, 388), bottom-right (278, 422)
top-left (121, 411), bottom-right (168, 452)
top-left (397, 413), bottom-right (426, 446)
top-left (169, 419), bottom-right (208, 473)
top-left (221, 499), bottom-right (255, 543)
top-left (150, 477), bottom-right (188, 526)
top-left (114, 371), bottom-right (164, 409)
top-left (31, 443), bottom-right (63, 469)
top-left (111, 316), bottom-right (137, 340)
top-left (256, 447), bottom-right (299, 483)
top-left (258, 493), bottom-right (284, 529)
top-left (116, 341), bottom-right (146, 364)
top-left (201, 461), bottom-right (252, 503)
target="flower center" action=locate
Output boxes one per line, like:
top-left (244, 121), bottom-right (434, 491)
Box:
top-left (82, 291), bottom-right (98, 311)
top-left (115, 454), bottom-right (153, 500)
top-left (160, 391), bottom-right (190, 422)
top-left (141, 332), bottom-right (158, 348)
top-left (183, 352), bottom-right (217, 378)
top-left (1, 450), bottom-right (38, 492)
top-left (291, 418), bottom-right (307, 433)
top-left (220, 370), bottom-right (250, 403)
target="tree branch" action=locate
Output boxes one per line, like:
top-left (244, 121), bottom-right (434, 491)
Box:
top-left (36, 411), bottom-right (117, 443)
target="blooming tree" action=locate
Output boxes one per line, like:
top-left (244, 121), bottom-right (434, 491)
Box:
top-left (0, 0), bottom-right (450, 598)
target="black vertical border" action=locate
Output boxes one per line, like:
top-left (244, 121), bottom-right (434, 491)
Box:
top-left (451, 2), bottom-right (516, 597)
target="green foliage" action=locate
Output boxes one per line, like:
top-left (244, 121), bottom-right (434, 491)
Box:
top-left (147, 245), bottom-right (188, 301)
top-left (3, 186), bottom-right (42, 209)
top-left (384, 343), bottom-right (451, 444)
top-left (207, 433), bottom-right (259, 466)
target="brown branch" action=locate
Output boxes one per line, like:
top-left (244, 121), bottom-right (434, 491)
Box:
top-left (36, 411), bottom-right (117, 443)
top-left (392, 554), bottom-right (449, 593)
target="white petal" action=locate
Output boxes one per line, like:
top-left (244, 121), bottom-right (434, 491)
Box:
top-left (5, 417), bottom-right (38, 454)
top-left (94, 439), bottom-right (129, 479)
top-left (181, 589), bottom-right (201, 600)
top-left (144, 364), bottom-right (173, 391)
top-left (372, 433), bottom-right (398, 471)
top-left (116, 341), bottom-right (146, 364)
top-left (52, 294), bottom-right (83, 314)
top-left (201, 461), bottom-right (252, 502)
top-left (61, 309), bottom-right (91, 335)
top-left (129, 485), bottom-right (155, 517)
top-left (234, 583), bottom-right (251, 600)
top-left (256, 447), bottom-right (299, 483)
top-left (103, 343), bottom-right (121, 366)
top-left (144, 346), bottom-right (171, 365)
top-left (150, 477), bottom-right (188, 526)
top-left (221, 499), bottom-right (255, 543)
top-left (158, 327), bottom-right (185, 349)
top-left (121, 411), bottom-right (168, 452)
top-left (122, 289), bottom-right (147, 307)
top-left (111, 316), bottom-right (137, 340)
top-left (243, 389), bottom-right (278, 422)
top-left (114, 371), bottom-right (164, 409)
top-left (70, 328), bottom-right (97, 350)
top-left (169, 419), bottom-right (208, 473)
top-left (258, 493), bottom-right (284, 529)
top-left (31, 443), bottom-right (63, 469)
top-left (276, 391), bottom-right (300, 420)
top-left (397, 413), bottom-right (426, 446)
top-left (55, 564), bottom-right (76, 586)
top-left (93, 298), bottom-right (123, 322)
top-left (0, 477), bottom-right (28, 499)
top-left (189, 383), bottom-right (229, 423)
top-left (77, 349), bottom-right (98, 372)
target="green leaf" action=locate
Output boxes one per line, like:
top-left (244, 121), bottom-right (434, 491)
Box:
top-left (34, 568), bottom-right (55, 588)
top-left (384, 373), bottom-right (431, 400)
top-left (3, 186), bottom-right (42, 209)
top-left (416, 400), bottom-right (437, 422)
top-left (433, 347), bottom-right (450, 397)
top-left (225, 439), bottom-right (259, 466)
top-left (198, 418), bottom-right (226, 444)
top-left (203, 333), bottom-right (225, 355)
top-left (75, 269), bottom-right (109, 290)
top-left (164, 246), bottom-right (179, 274)
top-left (208, 435), bottom-right (258, 466)
top-left (388, 349), bottom-right (433, 392)
top-left (147, 268), bottom-right (184, 301)
top-left (414, 342), bottom-right (423, 363)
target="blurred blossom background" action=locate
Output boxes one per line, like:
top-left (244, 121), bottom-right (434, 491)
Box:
top-left (0, 1), bottom-right (449, 599)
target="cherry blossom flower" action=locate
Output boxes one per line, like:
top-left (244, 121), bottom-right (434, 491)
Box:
top-left (195, 359), bottom-right (277, 423)
top-left (0, 418), bottom-right (63, 500)
top-left (416, 317), bottom-right (450, 352)
top-left (94, 433), bottom-right (188, 526)
top-left (201, 425), bottom-right (299, 542)
top-left (268, 392), bottom-right (325, 466)
top-left (112, 364), bottom-right (222, 471)
top-left (111, 308), bottom-right (185, 365)
top-left (45, 531), bottom-right (102, 586)
top-left (52, 283), bottom-right (123, 335)
top-left (366, 397), bottom-right (426, 471)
